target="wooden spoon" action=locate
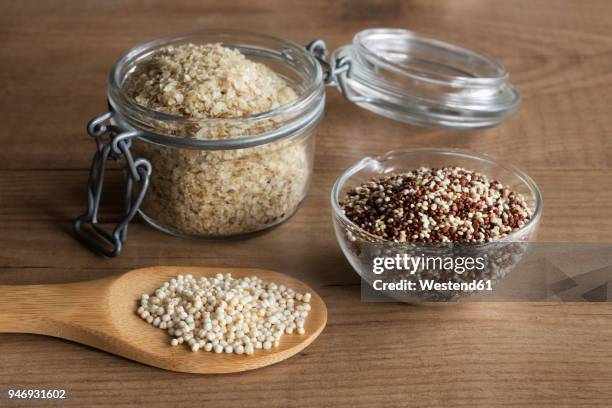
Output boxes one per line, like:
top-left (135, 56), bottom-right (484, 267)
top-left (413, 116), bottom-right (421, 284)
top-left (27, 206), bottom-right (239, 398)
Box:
top-left (0, 266), bottom-right (327, 374)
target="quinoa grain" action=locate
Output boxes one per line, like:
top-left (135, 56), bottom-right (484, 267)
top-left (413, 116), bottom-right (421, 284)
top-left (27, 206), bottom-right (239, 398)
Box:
top-left (340, 167), bottom-right (533, 243)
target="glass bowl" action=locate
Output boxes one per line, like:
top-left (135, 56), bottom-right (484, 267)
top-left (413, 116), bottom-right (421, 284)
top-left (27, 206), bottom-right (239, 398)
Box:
top-left (331, 149), bottom-right (543, 301)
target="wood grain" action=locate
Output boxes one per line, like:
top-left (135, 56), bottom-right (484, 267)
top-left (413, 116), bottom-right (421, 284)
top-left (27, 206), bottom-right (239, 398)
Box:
top-left (1, 0), bottom-right (612, 406)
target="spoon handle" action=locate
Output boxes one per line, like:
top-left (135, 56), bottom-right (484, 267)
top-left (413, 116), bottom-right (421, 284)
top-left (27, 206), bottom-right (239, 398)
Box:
top-left (0, 284), bottom-right (68, 334)
top-left (0, 281), bottom-right (109, 335)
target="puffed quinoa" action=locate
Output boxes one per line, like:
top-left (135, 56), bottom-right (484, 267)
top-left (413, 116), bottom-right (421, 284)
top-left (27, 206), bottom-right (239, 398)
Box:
top-left (137, 273), bottom-right (312, 354)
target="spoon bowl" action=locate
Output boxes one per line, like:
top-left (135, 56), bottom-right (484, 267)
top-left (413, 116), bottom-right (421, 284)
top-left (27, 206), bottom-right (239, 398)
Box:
top-left (0, 266), bottom-right (327, 374)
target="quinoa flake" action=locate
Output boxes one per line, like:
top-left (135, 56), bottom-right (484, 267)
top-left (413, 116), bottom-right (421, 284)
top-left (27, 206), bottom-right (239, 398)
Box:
top-left (121, 43), bottom-right (312, 236)
top-left (124, 43), bottom-right (296, 119)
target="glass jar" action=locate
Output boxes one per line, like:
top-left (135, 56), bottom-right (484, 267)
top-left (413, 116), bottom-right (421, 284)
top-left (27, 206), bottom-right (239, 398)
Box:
top-left (75, 28), bottom-right (520, 257)
top-left (113, 32), bottom-right (324, 238)
top-left (75, 31), bottom-right (324, 256)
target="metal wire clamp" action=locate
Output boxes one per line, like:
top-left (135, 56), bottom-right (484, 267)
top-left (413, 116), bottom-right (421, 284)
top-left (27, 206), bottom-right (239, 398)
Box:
top-left (73, 111), bottom-right (152, 257)
top-left (306, 39), bottom-right (351, 88)
top-left (306, 39), bottom-right (381, 108)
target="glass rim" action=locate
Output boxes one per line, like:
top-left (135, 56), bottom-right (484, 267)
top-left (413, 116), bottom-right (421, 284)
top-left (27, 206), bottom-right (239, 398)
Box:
top-left (106, 29), bottom-right (325, 149)
top-left (330, 148), bottom-right (543, 247)
top-left (353, 28), bottom-right (511, 88)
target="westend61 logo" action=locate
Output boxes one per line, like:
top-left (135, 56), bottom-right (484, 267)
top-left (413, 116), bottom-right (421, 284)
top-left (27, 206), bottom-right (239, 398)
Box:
top-left (372, 254), bottom-right (487, 275)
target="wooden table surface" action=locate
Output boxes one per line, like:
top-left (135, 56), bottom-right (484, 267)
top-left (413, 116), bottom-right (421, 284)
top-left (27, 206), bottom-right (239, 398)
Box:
top-left (1, 0), bottom-right (612, 406)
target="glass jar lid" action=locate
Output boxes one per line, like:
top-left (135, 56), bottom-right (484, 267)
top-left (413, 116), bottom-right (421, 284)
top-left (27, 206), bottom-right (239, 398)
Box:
top-left (317, 28), bottom-right (520, 129)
